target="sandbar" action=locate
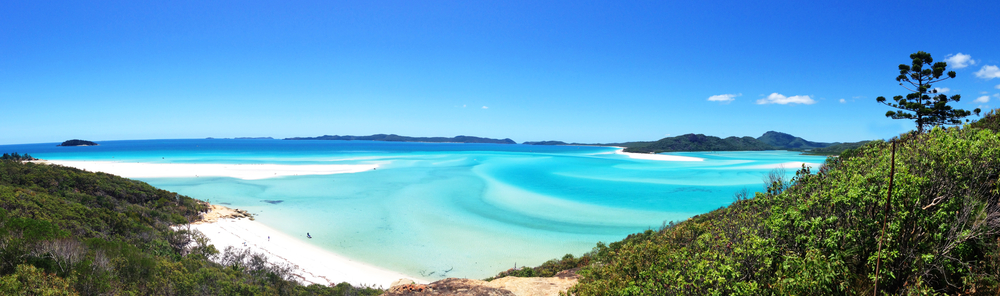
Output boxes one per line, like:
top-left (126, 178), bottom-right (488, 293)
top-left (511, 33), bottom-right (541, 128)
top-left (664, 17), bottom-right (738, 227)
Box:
top-left (614, 148), bottom-right (704, 161)
top-left (38, 160), bottom-right (377, 180)
top-left (734, 161), bottom-right (823, 170)
top-left (182, 207), bottom-right (424, 288)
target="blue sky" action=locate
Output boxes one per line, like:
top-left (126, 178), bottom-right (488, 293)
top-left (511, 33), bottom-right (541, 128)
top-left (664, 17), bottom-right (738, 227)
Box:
top-left (2, 1), bottom-right (999, 145)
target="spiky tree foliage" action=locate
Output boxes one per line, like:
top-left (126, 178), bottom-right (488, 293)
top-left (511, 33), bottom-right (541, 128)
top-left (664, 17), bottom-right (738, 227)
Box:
top-left (877, 51), bottom-right (980, 133)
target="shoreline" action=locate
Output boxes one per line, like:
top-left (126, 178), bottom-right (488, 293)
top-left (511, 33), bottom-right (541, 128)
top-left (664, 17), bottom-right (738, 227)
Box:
top-left (613, 148), bottom-right (705, 162)
top-left (184, 204), bottom-right (424, 288)
top-left (37, 160), bottom-right (378, 180)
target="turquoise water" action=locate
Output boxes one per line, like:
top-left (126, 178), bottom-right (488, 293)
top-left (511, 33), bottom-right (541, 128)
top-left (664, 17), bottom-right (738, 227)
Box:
top-left (1, 139), bottom-right (827, 280)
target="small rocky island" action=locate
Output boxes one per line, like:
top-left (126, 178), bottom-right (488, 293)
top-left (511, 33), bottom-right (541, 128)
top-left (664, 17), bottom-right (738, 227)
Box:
top-left (58, 139), bottom-right (99, 146)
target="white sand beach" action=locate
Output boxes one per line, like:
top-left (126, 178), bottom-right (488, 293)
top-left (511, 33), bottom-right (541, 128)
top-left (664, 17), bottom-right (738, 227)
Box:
top-left (183, 208), bottom-right (424, 288)
top-left (39, 160), bottom-right (378, 180)
top-left (35, 159), bottom-right (419, 287)
top-left (615, 148), bottom-right (705, 161)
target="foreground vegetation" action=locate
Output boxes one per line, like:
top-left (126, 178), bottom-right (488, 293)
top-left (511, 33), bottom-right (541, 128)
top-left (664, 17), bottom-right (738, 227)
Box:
top-left (500, 111), bottom-right (1000, 295)
top-left (0, 161), bottom-right (381, 295)
top-left (1, 152), bottom-right (37, 161)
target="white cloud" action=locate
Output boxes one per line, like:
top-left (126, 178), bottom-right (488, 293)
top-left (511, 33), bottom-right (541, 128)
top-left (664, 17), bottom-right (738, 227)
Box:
top-left (975, 96), bottom-right (991, 103)
top-left (975, 65), bottom-right (1000, 79)
top-left (934, 87), bottom-right (950, 94)
top-left (756, 93), bottom-right (817, 105)
top-left (482, 106), bottom-right (488, 109)
top-left (994, 93), bottom-right (1000, 98)
top-left (707, 93), bottom-right (741, 103)
top-left (944, 53), bottom-right (975, 69)
top-left (839, 99), bottom-right (846, 103)
top-left (995, 84), bottom-right (1000, 89)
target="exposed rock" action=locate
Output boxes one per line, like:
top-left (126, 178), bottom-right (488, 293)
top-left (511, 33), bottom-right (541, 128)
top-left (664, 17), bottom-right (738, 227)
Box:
top-left (194, 204), bottom-right (254, 224)
top-left (391, 278), bottom-right (417, 288)
top-left (382, 269), bottom-right (579, 296)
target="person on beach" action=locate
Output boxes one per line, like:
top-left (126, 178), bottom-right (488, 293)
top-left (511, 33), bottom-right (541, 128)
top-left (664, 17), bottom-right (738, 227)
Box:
top-left (307, 232), bottom-right (312, 238)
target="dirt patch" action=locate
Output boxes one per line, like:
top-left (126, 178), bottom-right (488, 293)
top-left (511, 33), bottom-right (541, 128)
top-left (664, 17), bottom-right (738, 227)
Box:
top-left (383, 269), bottom-right (579, 296)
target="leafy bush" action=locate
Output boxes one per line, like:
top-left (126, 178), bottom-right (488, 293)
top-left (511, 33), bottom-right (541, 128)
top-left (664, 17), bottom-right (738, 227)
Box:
top-left (970, 108), bottom-right (1000, 133)
top-left (0, 264), bottom-right (78, 296)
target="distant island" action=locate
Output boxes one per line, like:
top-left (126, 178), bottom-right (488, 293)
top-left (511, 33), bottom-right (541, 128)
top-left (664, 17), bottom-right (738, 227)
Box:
top-left (206, 137), bottom-right (274, 140)
top-left (285, 134), bottom-right (517, 144)
top-left (526, 131), bottom-right (868, 155)
top-left (623, 134), bottom-right (774, 153)
top-left (58, 139), bottom-right (98, 146)
top-left (522, 140), bottom-right (569, 145)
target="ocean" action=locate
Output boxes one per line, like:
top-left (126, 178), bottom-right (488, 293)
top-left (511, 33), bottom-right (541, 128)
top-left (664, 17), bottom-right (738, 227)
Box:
top-left (1, 139), bottom-right (827, 280)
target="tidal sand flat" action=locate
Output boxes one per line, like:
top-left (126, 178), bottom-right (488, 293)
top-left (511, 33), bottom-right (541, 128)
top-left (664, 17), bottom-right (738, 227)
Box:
top-left (615, 148), bottom-right (705, 161)
top-left (7, 139), bottom-right (827, 282)
top-left (185, 207), bottom-right (421, 288)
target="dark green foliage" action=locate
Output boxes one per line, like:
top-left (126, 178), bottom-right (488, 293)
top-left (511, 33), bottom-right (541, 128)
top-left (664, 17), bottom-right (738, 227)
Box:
top-left (566, 125), bottom-right (1000, 295)
top-left (624, 134), bottom-right (775, 153)
top-left (877, 51), bottom-right (980, 133)
top-left (285, 134), bottom-right (517, 144)
top-left (57, 140), bottom-right (98, 147)
top-left (0, 153), bottom-right (37, 161)
top-left (0, 161), bottom-right (382, 295)
top-left (970, 108), bottom-right (1000, 133)
top-left (756, 131), bottom-right (835, 150)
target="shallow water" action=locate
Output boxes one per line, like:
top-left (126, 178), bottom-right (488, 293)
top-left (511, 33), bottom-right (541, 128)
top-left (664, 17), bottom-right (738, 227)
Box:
top-left (2, 139), bottom-right (826, 280)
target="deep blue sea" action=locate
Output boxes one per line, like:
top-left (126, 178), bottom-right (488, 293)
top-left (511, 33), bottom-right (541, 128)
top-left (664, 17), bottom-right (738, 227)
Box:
top-left (1, 139), bottom-right (827, 280)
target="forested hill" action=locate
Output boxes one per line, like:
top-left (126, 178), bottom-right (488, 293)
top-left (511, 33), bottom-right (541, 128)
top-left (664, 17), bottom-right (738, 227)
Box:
top-left (756, 131), bottom-right (835, 149)
top-left (57, 139), bottom-right (98, 146)
top-left (623, 134), bottom-right (775, 153)
top-left (530, 131), bottom-right (865, 153)
top-left (0, 161), bottom-right (381, 295)
top-left (284, 134), bottom-right (517, 144)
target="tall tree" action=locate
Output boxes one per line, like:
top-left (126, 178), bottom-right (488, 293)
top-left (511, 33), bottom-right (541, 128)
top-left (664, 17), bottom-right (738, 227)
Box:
top-left (877, 51), bottom-right (980, 133)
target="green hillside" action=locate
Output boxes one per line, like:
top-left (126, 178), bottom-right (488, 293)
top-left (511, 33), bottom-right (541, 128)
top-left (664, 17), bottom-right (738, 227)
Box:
top-left (0, 161), bottom-right (381, 295)
top-left (623, 134), bottom-right (775, 153)
top-left (756, 131), bottom-right (834, 150)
